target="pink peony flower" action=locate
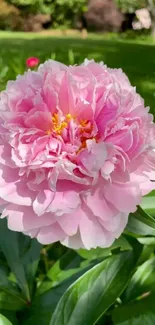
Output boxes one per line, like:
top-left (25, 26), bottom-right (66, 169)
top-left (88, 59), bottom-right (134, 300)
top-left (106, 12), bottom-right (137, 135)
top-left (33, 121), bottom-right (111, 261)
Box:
top-left (26, 57), bottom-right (40, 68)
top-left (0, 59), bottom-right (155, 249)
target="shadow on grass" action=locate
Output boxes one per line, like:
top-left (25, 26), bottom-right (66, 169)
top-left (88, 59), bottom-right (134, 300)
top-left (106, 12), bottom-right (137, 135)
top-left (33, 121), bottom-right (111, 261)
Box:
top-left (0, 36), bottom-right (155, 114)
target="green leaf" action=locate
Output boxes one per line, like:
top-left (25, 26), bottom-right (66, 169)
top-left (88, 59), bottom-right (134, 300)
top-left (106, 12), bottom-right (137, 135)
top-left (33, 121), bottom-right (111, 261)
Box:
top-left (137, 244), bottom-right (155, 266)
top-left (126, 206), bottom-right (155, 236)
top-left (24, 264), bottom-right (94, 325)
top-left (37, 250), bottom-right (86, 295)
top-left (125, 256), bottom-right (155, 302)
top-left (137, 237), bottom-right (155, 246)
top-left (0, 311), bottom-right (18, 325)
top-left (38, 249), bottom-right (84, 295)
top-left (47, 250), bottom-right (83, 284)
top-left (112, 293), bottom-right (155, 325)
top-left (22, 311), bottom-right (52, 325)
top-left (124, 236), bottom-right (143, 265)
top-left (141, 192), bottom-right (155, 217)
top-left (0, 290), bottom-right (26, 311)
top-left (0, 314), bottom-right (13, 325)
top-left (0, 219), bottom-right (42, 301)
top-left (68, 49), bottom-right (75, 65)
top-left (0, 268), bottom-right (26, 311)
top-left (20, 237), bottom-right (42, 297)
top-left (77, 236), bottom-right (132, 261)
top-left (50, 252), bottom-right (134, 325)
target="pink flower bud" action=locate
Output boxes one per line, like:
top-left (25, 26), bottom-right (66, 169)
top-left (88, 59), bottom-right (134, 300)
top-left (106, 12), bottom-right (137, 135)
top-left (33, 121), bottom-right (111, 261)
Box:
top-left (26, 57), bottom-right (40, 68)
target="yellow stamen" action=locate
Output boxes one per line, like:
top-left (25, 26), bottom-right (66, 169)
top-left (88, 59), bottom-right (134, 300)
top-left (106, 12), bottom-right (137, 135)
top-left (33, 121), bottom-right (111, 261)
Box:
top-left (53, 121), bottom-right (67, 134)
top-left (52, 113), bottom-right (59, 124)
top-left (66, 113), bottom-right (72, 121)
top-left (50, 113), bottom-right (68, 135)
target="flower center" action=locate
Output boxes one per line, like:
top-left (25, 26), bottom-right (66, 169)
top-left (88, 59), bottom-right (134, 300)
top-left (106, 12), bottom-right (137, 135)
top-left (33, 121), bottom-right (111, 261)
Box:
top-left (47, 113), bottom-right (70, 135)
top-left (52, 113), bottom-right (67, 135)
top-left (47, 113), bottom-right (96, 152)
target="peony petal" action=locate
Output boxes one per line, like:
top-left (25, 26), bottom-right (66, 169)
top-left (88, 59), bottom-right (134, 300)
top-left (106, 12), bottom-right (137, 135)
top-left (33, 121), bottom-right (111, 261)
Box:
top-left (98, 212), bottom-right (128, 236)
top-left (33, 189), bottom-right (55, 216)
top-left (84, 187), bottom-right (118, 220)
top-left (58, 212), bottom-right (79, 236)
top-left (0, 165), bottom-right (33, 206)
top-left (104, 182), bottom-right (141, 213)
top-left (37, 223), bottom-right (66, 244)
top-left (0, 144), bottom-right (16, 168)
top-left (79, 140), bottom-right (107, 173)
top-left (46, 191), bottom-right (81, 216)
top-left (61, 230), bottom-right (84, 249)
top-left (4, 205), bottom-right (56, 231)
top-left (79, 206), bottom-right (114, 249)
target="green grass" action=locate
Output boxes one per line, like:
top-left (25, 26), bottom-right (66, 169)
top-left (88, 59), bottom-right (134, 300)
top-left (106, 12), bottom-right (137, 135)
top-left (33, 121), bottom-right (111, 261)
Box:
top-left (0, 31), bottom-right (155, 115)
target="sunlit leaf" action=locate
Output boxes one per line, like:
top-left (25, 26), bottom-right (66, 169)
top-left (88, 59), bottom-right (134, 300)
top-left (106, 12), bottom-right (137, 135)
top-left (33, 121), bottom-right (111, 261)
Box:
top-left (0, 314), bottom-right (13, 325)
top-left (125, 256), bottom-right (155, 302)
top-left (126, 206), bottom-right (155, 236)
top-left (50, 252), bottom-right (134, 325)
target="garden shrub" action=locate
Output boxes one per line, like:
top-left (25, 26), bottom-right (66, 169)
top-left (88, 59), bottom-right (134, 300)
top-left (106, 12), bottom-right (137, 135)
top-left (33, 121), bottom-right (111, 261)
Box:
top-left (85, 0), bottom-right (124, 32)
top-left (0, 0), bottom-right (21, 30)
